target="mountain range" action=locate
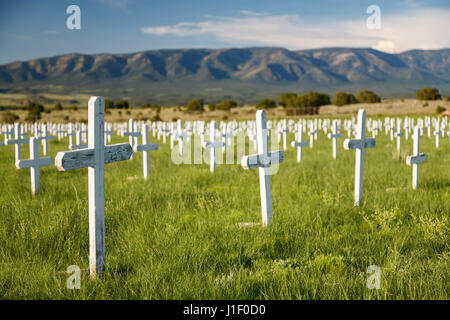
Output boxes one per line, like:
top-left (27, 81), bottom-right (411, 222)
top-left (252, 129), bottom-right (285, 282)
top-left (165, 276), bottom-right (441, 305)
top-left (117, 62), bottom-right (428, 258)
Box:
top-left (1, 47), bottom-right (449, 104)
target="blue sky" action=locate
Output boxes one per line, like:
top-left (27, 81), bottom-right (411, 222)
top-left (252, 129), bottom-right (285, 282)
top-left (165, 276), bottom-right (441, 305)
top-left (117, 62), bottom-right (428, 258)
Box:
top-left (0, 0), bottom-right (449, 64)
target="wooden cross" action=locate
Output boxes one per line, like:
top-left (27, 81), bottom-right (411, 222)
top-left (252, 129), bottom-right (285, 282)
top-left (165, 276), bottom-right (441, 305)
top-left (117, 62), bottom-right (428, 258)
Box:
top-left (70, 130), bottom-right (87, 150)
top-left (6, 123), bottom-right (29, 163)
top-left (203, 121), bottom-right (225, 173)
top-left (123, 119), bottom-right (141, 160)
top-left (37, 124), bottom-right (54, 156)
top-left (15, 137), bottom-right (52, 195)
top-left (343, 109), bottom-right (375, 207)
top-left (433, 123), bottom-right (442, 148)
top-left (104, 123), bottom-right (114, 144)
top-left (406, 126), bottom-right (426, 189)
top-left (175, 120), bottom-right (188, 155)
top-left (67, 123), bottom-right (76, 149)
top-left (307, 124), bottom-right (318, 148)
top-left (55, 97), bottom-right (133, 278)
top-left (395, 118), bottom-right (403, 151)
top-left (133, 124), bottom-right (158, 179)
top-left (291, 121), bottom-right (308, 163)
top-left (241, 110), bottom-right (284, 226)
top-left (327, 120), bottom-right (342, 159)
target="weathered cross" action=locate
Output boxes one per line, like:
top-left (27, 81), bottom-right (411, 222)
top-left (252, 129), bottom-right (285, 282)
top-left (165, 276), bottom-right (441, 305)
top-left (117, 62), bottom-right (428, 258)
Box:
top-left (55, 97), bottom-right (133, 278)
top-left (327, 120), bottom-right (342, 159)
top-left (133, 124), bottom-right (158, 179)
top-left (343, 109), bottom-right (376, 207)
top-left (406, 126), bottom-right (426, 189)
top-left (203, 121), bottom-right (225, 173)
top-left (307, 124), bottom-right (318, 148)
top-left (241, 110), bottom-right (284, 226)
top-left (16, 137), bottom-right (52, 195)
top-left (6, 123), bottom-right (29, 164)
top-left (291, 121), bottom-right (308, 163)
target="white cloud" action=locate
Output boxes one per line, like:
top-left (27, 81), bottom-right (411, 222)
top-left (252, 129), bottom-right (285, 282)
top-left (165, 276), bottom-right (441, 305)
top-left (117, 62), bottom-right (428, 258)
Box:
top-left (141, 8), bottom-right (450, 53)
top-left (239, 10), bottom-right (266, 16)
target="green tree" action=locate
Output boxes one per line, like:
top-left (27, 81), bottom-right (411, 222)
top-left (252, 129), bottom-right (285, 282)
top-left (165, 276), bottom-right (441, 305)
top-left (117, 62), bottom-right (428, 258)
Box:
top-left (208, 103), bottom-right (216, 111)
top-left (53, 103), bottom-right (63, 111)
top-left (105, 99), bottom-right (115, 109)
top-left (436, 105), bottom-right (446, 114)
top-left (416, 87), bottom-right (441, 101)
top-left (279, 92), bottom-right (297, 108)
top-left (256, 98), bottom-right (277, 109)
top-left (186, 98), bottom-right (204, 111)
top-left (26, 102), bottom-right (45, 121)
top-left (332, 92), bottom-right (358, 106)
top-left (217, 100), bottom-right (237, 111)
top-left (115, 100), bottom-right (129, 109)
top-left (357, 90), bottom-right (381, 103)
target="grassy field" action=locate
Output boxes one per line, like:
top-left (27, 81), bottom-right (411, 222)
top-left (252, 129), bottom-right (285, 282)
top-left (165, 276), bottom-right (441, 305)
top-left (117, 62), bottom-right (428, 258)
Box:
top-left (0, 117), bottom-right (449, 299)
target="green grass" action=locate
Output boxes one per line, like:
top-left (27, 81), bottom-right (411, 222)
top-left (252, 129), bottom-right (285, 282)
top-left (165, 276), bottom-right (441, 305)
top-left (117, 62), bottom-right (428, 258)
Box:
top-left (0, 122), bottom-right (449, 299)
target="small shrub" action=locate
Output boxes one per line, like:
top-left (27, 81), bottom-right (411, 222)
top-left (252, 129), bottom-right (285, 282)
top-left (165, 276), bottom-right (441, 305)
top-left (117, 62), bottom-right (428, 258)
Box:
top-left (217, 100), bottom-right (237, 111)
top-left (0, 112), bottom-right (19, 123)
top-left (436, 105), bottom-right (446, 114)
top-left (71, 105), bottom-right (78, 111)
top-left (53, 103), bottom-right (63, 111)
top-left (208, 103), bottom-right (216, 111)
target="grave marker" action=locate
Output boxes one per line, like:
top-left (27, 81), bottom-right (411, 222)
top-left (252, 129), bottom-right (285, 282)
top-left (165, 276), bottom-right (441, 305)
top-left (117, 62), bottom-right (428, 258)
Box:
top-left (241, 110), bottom-right (284, 226)
top-left (16, 137), bottom-right (52, 194)
top-left (343, 109), bottom-right (375, 206)
top-left (406, 126), bottom-right (426, 189)
top-left (55, 97), bottom-right (133, 278)
top-left (133, 124), bottom-right (158, 179)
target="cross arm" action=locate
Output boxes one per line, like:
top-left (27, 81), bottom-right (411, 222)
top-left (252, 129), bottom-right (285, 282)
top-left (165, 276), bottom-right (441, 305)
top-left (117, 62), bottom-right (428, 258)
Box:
top-left (406, 153), bottom-right (426, 166)
top-left (55, 143), bottom-right (133, 171)
top-left (343, 138), bottom-right (375, 150)
top-left (134, 143), bottom-right (159, 152)
top-left (16, 157), bottom-right (52, 169)
top-left (241, 150), bottom-right (284, 170)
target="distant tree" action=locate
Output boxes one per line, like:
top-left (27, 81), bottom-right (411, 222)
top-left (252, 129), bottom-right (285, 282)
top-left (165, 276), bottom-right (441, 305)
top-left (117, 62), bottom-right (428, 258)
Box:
top-left (256, 98), bottom-right (277, 109)
top-left (115, 99), bottom-right (129, 109)
top-left (296, 91), bottom-right (330, 107)
top-left (217, 100), bottom-right (237, 111)
top-left (26, 102), bottom-right (45, 121)
top-left (186, 98), bottom-right (204, 111)
top-left (357, 90), bottom-right (381, 103)
top-left (208, 103), bottom-right (216, 111)
top-left (416, 87), bottom-right (441, 101)
top-left (53, 103), bottom-right (63, 111)
top-left (279, 92), bottom-right (297, 108)
top-left (332, 92), bottom-right (358, 106)
top-left (105, 99), bottom-right (115, 109)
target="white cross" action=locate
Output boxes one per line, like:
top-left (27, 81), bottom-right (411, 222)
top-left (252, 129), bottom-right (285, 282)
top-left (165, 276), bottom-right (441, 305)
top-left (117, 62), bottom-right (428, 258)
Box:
top-left (395, 118), bottom-right (403, 152)
top-left (307, 124), bottom-right (318, 148)
top-left (203, 121), bottom-right (225, 173)
top-left (343, 109), bottom-right (376, 207)
top-left (133, 124), bottom-right (158, 179)
top-left (291, 121), bottom-right (308, 163)
top-left (123, 119), bottom-right (141, 160)
top-left (15, 137), bottom-right (52, 195)
top-left (175, 120), bottom-right (188, 155)
top-left (6, 123), bottom-right (29, 164)
top-left (327, 120), bottom-right (342, 159)
top-left (37, 124), bottom-right (54, 156)
top-left (241, 110), bottom-right (284, 226)
top-left (279, 120), bottom-right (288, 150)
top-left (55, 97), bottom-right (133, 278)
top-left (70, 130), bottom-right (87, 150)
top-left (433, 124), bottom-right (442, 148)
top-left (406, 126), bottom-right (426, 189)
